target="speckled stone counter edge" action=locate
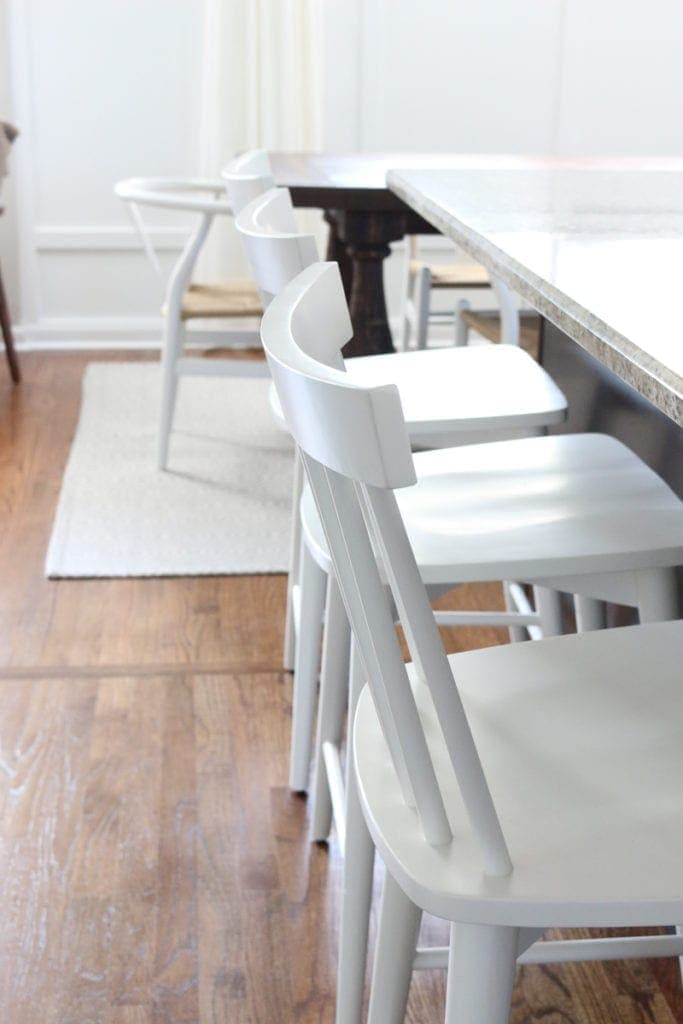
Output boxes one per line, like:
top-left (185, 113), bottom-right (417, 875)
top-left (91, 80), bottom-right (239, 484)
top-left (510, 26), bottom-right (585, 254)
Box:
top-left (388, 170), bottom-right (682, 427)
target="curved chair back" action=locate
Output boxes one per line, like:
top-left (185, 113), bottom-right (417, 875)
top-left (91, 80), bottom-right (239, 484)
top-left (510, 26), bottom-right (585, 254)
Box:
top-left (235, 187), bottom-right (318, 305)
top-left (114, 177), bottom-right (232, 291)
top-left (261, 261), bottom-right (513, 878)
top-left (221, 149), bottom-right (275, 216)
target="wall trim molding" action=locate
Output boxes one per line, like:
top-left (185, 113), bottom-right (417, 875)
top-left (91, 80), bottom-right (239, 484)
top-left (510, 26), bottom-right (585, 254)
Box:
top-left (12, 312), bottom-right (468, 352)
top-left (14, 315), bottom-right (164, 346)
top-left (34, 225), bottom-right (188, 251)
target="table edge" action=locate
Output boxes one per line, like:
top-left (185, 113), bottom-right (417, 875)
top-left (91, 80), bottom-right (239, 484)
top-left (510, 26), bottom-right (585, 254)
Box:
top-left (388, 169), bottom-right (683, 427)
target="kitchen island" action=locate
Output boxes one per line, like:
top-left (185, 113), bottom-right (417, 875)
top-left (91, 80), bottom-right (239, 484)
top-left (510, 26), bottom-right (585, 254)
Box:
top-left (388, 161), bottom-right (683, 496)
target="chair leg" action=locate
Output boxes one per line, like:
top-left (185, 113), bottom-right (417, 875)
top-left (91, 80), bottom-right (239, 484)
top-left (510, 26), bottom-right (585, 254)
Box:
top-left (503, 581), bottom-right (527, 643)
top-left (414, 266), bottom-right (431, 350)
top-left (310, 575), bottom-right (351, 842)
top-left (289, 539), bottom-right (327, 792)
top-left (445, 922), bottom-right (518, 1024)
top-left (0, 264), bottom-right (20, 383)
top-left (336, 639), bottom-right (375, 1024)
top-left (533, 585), bottom-right (564, 636)
top-left (635, 566), bottom-right (683, 982)
top-left (636, 566), bottom-right (679, 623)
top-left (574, 595), bottom-right (607, 632)
top-left (158, 317), bottom-right (183, 470)
top-left (367, 871), bottom-right (422, 1024)
top-left (399, 290), bottom-right (415, 352)
top-left (454, 297), bottom-right (470, 347)
top-left (283, 453), bottom-right (304, 671)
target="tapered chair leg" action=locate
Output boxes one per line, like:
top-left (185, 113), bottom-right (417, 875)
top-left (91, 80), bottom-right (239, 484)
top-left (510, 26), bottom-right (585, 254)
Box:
top-left (158, 318), bottom-right (183, 470)
top-left (414, 266), bottom-right (431, 350)
top-left (0, 264), bottom-right (20, 383)
top-left (289, 539), bottom-right (327, 791)
top-left (503, 581), bottom-right (527, 642)
top-left (453, 297), bottom-right (470, 347)
top-left (445, 923), bottom-right (518, 1024)
top-left (399, 262), bottom-right (415, 351)
top-left (367, 871), bottom-right (422, 1024)
top-left (636, 566), bottom-right (683, 980)
top-left (574, 595), bottom-right (607, 632)
top-left (533, 585), bottom-right (564, 636)
top-left (283, 454), bottom-right (304, 671)
top-left (636, 566), bottom-right (679, 623)
top-left (310, 575), bottom-right (351, 842)
top-left (336, 640), bottom-right (375, 1024)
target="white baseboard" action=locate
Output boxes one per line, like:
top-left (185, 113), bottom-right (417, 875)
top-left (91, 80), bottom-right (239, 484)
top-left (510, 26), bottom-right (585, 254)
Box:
top-left (14, 316), bottom-right (164, 348)
top-left (11, 302), bottom-right (495, 353)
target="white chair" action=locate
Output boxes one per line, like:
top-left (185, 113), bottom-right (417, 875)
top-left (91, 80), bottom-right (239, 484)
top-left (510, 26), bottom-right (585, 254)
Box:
top-left (261, 261), bottom-right (683, 1024)
top-left (114, 149), bottom-right (274, 468)
top-left (401, 235), bottom-right (520, 349)
top-left (235, 189), bottom-right (570, 789)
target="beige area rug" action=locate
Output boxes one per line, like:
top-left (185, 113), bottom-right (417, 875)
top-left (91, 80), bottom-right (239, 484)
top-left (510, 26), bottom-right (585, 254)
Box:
top-left (46, 362), bottom-right (294, 577)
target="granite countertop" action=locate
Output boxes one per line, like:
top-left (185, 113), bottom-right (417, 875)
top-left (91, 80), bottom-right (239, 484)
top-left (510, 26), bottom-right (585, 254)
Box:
top-left (388, 160), bottom-right (683, 425)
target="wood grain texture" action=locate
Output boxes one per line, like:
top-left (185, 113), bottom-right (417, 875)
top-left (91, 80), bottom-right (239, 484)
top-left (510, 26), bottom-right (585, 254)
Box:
top-left (0, 352), bottom-right (680, 1022)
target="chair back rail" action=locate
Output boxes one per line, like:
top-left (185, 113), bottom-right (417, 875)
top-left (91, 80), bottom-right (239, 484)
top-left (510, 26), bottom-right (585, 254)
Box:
top-left (222, 148), bottom-right (275, 215)
top-left (261, 261), bottom-right (513, 876)
top-left (236, 187), bottom-right (318, 305)
top-left (114, 150), bottom-right (274, 295)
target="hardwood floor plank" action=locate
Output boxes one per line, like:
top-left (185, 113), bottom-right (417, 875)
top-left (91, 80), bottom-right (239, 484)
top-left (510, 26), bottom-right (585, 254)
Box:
top-left (0, 352), bottom-right (680, 1022)
top-left (152, 676), bottom-right (199, 1023)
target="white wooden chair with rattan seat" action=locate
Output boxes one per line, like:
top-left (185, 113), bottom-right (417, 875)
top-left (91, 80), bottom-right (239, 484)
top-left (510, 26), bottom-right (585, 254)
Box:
top-left (114, 149), bottom-right (273, 468)
top-left (261, 261), bottom-right (683, 1024)
top-left (401, 235), bottom-right (522, 349)
top-left (235, 189), bottom-right (571, 790)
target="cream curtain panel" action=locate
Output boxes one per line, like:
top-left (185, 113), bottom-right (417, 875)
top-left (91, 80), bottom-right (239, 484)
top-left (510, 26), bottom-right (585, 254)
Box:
top-left (198, 0), bottom-right (322, 279)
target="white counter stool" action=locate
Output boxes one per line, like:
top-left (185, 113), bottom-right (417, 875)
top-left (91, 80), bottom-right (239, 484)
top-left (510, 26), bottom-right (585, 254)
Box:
top-left (235, 189), bottom-right (570, 789)
top-left (115, 149), bottom-right (273, 469)
top-left (273, 265), bottom-right (681, 826)
top-left (261, 262), bottom-right (683, 1024)
top-left (400, 235), bottom-right (520, 349)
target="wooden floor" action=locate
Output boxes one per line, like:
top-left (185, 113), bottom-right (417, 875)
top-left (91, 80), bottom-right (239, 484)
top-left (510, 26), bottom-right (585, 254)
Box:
top-left (0, 352), bottom-right (681, 1023)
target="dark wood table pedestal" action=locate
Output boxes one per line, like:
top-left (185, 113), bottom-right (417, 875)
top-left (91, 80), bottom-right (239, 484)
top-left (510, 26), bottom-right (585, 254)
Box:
top-left (272, 152), bottom-right (438, 357)
top-left (325, 209), bottom-right (427, 357)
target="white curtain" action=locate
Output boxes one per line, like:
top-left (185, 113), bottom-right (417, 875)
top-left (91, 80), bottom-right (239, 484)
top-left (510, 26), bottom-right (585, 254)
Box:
top-left (198, 0), bottom-right (323, 279)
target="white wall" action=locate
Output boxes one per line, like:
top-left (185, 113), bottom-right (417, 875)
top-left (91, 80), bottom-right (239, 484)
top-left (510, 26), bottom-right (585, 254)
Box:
top-left (4, 0), bottom-right (205, 346)
top-left (556, 0), bottom-right (683, 154)
top-left (4, 0), bottom-right (683, 348)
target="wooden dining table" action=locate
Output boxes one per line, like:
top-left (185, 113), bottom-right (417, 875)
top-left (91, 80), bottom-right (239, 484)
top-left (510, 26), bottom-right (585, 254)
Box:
top-left (271, 152), bottom-right (682, 513)
top-left (270, 152), bottom-right (602, 359)
top-left (271, 152), bottom-right (534, 357)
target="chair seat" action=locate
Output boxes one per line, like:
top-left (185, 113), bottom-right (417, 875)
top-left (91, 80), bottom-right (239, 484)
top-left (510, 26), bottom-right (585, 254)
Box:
top-left (354, 619), bottom-right (683, 928)
top-left (410, 260), bottom-right (491, 289)
top-left (300, 433), bottom-right (683, 583)
top-left (180, 279), bottom-right (262, 320)
top-left (270, 344), bottom-right (567, 441)
top-left (347, 345), bottom-right (566, 439)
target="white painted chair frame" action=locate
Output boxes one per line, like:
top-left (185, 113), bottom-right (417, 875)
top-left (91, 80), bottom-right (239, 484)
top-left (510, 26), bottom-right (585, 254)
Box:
top-left (115, 149), bottom-right (274, 469)
top-left (235, 187), bottom-right (319, 674)
top-left (400, 235), bottom-right (520, 349)
top-left (268, 264), bottom-right (680, 828)
top-left (236, 190), bottom-right (571, 783)
top-left (262, 262), bottom-right (683, 1024)
top-left (241, 196), bottom-right (681, 866)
